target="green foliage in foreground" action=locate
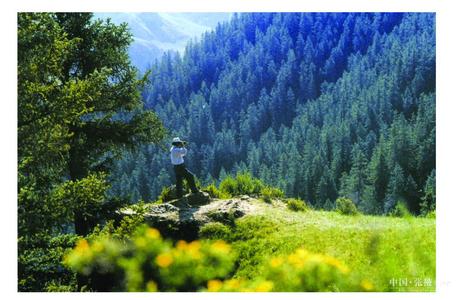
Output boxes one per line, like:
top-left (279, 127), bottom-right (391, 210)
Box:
top-left (65, 223), bottom-right (365, 292)
top-left (214, 207), bottom-right (435, 292)
top-left (65, 226), bottom-right (234, 291)
top-left (64, 203), bottom-right (435, 292)
top-left (65, 225), bottom-right (235, 291)
top-left (18, 234), bottom-right (79, 292)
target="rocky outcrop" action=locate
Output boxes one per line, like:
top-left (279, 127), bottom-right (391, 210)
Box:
top-left (119, 192), bottom-right (258, 241)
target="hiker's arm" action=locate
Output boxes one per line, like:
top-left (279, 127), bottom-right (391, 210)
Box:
top-left (179, 147), bottom-right (187, 156)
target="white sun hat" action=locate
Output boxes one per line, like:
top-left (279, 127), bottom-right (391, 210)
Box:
top-left (172, 137), bottom-right (184, 144)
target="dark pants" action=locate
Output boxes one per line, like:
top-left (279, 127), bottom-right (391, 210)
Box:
top-left (174, 163), bottom-right (198, 197)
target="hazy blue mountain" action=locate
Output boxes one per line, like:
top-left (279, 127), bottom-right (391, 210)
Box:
top-left (93, 13), bottom-right (232, 72)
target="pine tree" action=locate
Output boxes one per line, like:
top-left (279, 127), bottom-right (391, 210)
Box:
top-left (315, 166), bottom-right (337, 207)
top-left (420, 169), bottom-right (436, 215)
top-left (384, 163), bottom-right (405, 213)
top-left (18, 13), bottom-right (166, 236)
top-left (367, 144), bottom-right (389, 211)
top-left (346, 147), bottom-right (369, 205)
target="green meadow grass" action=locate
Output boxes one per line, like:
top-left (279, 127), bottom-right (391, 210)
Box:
top-left (201, 200), bottom-right (436, 292)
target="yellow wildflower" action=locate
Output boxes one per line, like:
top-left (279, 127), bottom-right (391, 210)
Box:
top-left (146, 228), bottom-right (160, 239)
top-left (207, 279), bottom-right (223, 292)
top-left (75, 239), bottom-right (89, 253)
top-left (183, 241), bottom-right (200, 259)
top-left (361, 279), bottom-right (374, 291)
top-left (323, 255), bottom-right (349, 274)
top-left (225, 279), bottom-right (240, 289)
top-left (307, 253), bottom-right (324, 265)
top-left (156, 253), bottom-right (173, 268)
top-left (92, 241), bottom-right (104, 252)
top-left (270, 257), bottom-right (283, 268)
top-left (295, 248), bottom-right (309, 258)
top-left (188, 240), bottom-right (201, 251)
top-left (255, 280), bottom-right (274, 292)
top-left (190, 250), bottom-right (202, 260)
top-left (211, 240), bottom-right (230, 254)
top-left (287, 253), bottom-right (304, 268)
top-left (146, 280), bottom-right (158, 292)
top-left (176, 240), bottom-right (188, 250)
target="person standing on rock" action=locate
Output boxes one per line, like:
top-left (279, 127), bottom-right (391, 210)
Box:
top-left (170, 137), bottom-right (199, 198)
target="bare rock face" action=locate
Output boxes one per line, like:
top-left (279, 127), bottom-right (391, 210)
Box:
top-left (119, 192), bottom-right (257, 241)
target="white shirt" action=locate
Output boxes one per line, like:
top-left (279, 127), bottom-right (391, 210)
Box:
top-left (170, 146), bottom-right (187, 165)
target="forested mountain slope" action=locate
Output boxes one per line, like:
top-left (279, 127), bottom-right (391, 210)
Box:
top-left (93, 13), bottom-right (232, 71)
top-left (110, 13), bottom-right (435, 215)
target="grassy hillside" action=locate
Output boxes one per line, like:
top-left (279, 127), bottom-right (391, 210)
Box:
top-left (199, 200), bottom-right (436, 291)
top-left (63, 196), bottom-right (435, 292)
top-left (62, 173), bottom-right (435, 292)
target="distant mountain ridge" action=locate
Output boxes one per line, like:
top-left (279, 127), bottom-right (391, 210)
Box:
top-left (93, 13), bottom-right (232, 72)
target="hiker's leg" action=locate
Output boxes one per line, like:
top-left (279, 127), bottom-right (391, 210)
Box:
top-left (174, 166), bottom-right (184, 198)
top-left (184, 167), bottom-right (199, 193)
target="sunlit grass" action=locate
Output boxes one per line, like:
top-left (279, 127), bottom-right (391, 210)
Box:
top-left (213, 201), bottom-right (435, 291)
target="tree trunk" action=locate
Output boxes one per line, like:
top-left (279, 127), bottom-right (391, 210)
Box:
top-left (68, 137), bottom-right (91, 290)
top-left (68, 137), bottom-right (89, 236)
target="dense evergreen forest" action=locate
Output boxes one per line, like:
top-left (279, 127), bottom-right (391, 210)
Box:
top-left (110, 12), bottom-right (436, 215)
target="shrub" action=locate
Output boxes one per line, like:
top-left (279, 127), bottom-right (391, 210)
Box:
top-left (234, 172), bottom-right (264, 195)
top-left (157, 186), bottom-right (177, 203)
top-left (219, 172), bottom-right (265, 197)
top-left (64, 225), bottom-right (235, 292)
top-left (261, 186), bottom-right (284, 203)
top-left (390, 201), bottom-right (411, 218)
top-left (203, 183), bottom-right (231, 199)
top-left (425, 210), bottom-right (436, 219)
top-left (219, 176), bottom-right (239, 196)
top-left (44, 281), bottom-right (76, 292)
top-left (335, 197), bottom-right (359, 215)
top-left (157, 182), bottom-right (203, 203)
top-left (108, 214), bottom-right (147, 240)
top-left (157, 186), bottom-right (170, 203)
top-left (286, 198), bottom-right (308, 212)
top-left (160, 172), bottom-right (285, 202)
top-left (323, 199), bottom-right (335, 211)
top-left (87, 201), bottom-right (150, 241)
top-left (50, 172), bottom-right (108, 227)
top-left (18, 234), bottom-right (79, 292)
top-left (199, 222), bottom-right (231, 240)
